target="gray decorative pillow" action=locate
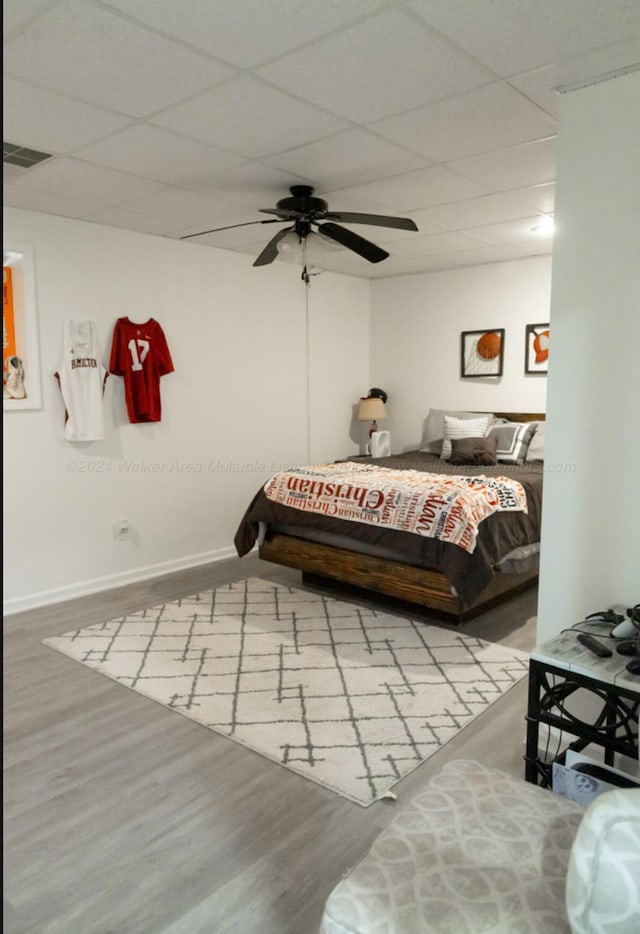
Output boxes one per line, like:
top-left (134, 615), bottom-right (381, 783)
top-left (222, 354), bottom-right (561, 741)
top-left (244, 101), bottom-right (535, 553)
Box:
top-left (485, 421), bottom-right (537, 465)
top-left (420, 409), bottom-right (495, 454)
top-left (449, 435), bottom-right (498, 466)
top-left (525, 421), bottom-right (545, 462)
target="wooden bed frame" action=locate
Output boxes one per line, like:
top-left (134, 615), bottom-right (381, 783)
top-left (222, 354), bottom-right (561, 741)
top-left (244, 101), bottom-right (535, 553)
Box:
top-left (258, 412), bottom-right (544, 623)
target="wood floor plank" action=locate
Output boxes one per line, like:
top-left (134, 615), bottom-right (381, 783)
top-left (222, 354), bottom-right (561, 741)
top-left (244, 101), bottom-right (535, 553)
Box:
top-left (3, 557), bottom-right (538, 934)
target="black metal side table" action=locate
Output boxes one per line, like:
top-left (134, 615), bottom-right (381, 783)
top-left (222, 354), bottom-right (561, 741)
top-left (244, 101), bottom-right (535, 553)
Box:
top-left (524, 623), bottom-right (639, 787)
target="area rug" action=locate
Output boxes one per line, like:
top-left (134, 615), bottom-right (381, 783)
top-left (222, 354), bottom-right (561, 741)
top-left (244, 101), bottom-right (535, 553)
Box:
top-left (43, 577), bottom-right (529, 806)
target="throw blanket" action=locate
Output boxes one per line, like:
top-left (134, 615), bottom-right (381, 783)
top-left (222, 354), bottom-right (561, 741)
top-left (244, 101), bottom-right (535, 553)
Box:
top-left (264, 463), bottom-right (527, 555)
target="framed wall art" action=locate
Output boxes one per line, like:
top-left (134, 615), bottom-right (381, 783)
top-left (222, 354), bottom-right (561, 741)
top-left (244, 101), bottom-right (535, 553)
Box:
top-left (3, 239), bottom-right (42, 410)
top-left (525, 323), bottom-right (550, 374)
top-left (460, 328), bottom-right (504, 378)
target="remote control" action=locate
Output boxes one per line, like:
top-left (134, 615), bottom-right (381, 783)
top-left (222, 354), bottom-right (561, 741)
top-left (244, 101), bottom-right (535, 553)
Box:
top-left (577, 633), bottom-right (613, 658)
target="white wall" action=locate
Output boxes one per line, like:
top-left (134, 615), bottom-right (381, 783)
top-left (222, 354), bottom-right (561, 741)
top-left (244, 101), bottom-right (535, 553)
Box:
top-left (537, 70), bottom-right (640, 643)
top-left (9, 66), bottom-right (638, 624)
top-left (370, 257), bottom-right (551, 452)
top-left (307, 271), bottom-right (371, 462)
top-left (3, 208), bottom-right (369, 612)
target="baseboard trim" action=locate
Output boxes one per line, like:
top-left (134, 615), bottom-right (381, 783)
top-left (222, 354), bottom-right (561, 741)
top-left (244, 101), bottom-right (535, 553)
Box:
top-left (3, 546), bottom-right (238, 615)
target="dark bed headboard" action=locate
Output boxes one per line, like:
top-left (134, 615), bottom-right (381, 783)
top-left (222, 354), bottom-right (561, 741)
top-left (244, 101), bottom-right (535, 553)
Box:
top-left (493, 412), bottom-right (545, 422)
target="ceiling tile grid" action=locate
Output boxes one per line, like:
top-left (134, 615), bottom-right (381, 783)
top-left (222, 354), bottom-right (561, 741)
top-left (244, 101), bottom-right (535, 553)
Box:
top-left (4, 0), bottom-right (639, 277)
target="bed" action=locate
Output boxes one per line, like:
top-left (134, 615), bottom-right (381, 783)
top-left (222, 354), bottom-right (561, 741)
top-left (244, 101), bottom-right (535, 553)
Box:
top-left (234, 412), bottom-right (545, 623)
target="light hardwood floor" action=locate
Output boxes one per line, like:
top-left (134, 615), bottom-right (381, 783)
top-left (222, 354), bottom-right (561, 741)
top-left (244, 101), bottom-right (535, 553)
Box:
top-left (4, 556), bottom-right (538, 934)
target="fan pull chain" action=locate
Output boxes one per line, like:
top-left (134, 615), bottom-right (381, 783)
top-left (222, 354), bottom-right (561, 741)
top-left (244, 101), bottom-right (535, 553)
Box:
top-left (301, 235), bottom-right (310, 284)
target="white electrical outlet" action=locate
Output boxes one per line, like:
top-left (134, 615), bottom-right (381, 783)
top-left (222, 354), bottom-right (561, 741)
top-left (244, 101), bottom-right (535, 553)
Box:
top-left (114, 519), bottom-right (129, 541)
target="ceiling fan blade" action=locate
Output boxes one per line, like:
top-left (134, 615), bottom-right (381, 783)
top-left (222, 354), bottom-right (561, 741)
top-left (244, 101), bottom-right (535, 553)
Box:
top-left (259, 207), bottom-right (302, 220)
top-left (180, 218), bottom-right (285, 240)
top-left (323, 212), bottom-right (418, 231)
top-left (253, 227), bottom-right (292, 267)
top-left (318, 222), bottom-right (389, 263)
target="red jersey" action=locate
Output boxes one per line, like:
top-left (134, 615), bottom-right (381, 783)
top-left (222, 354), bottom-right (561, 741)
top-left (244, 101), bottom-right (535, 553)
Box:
top-left (109, 318), bottom-right (173, 423)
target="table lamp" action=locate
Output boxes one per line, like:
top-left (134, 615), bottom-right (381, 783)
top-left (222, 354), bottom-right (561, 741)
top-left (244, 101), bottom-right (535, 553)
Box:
top-left (358, 396), bottom-right (387, 438)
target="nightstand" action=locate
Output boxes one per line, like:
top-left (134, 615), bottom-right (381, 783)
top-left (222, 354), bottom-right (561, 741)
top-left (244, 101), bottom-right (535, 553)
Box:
top-left (524, 621), bottom-right (639, 787)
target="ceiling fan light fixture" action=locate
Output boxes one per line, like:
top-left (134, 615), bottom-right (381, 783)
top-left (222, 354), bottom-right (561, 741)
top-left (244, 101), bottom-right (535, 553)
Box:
top-left (275, 229), bottom-right (341, 267)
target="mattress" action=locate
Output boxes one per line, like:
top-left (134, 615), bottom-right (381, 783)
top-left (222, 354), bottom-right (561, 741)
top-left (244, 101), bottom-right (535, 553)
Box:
top-left (235, 451), bottom-right (543, 604)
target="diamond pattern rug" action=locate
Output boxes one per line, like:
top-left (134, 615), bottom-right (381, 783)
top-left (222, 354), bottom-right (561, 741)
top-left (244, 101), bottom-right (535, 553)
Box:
top-left (43, 577), bottom-right (529, 806)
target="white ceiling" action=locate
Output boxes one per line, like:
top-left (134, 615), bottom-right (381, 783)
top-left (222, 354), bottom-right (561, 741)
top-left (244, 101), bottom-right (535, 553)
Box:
top-left (4, 0), bottom-right (640, 279)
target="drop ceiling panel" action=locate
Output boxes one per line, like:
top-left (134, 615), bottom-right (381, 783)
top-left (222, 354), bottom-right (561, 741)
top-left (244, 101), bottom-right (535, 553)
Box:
top-left (75, 125), bottom-right (247, 187)
top-left (389, 230), bottom-right (494, 256)
top-left (194, 163), bottom-right (312, 208)
top-left (335, 165), bottom-right (489, 213)
top-left (3, 164), bottom-right (30, 182)
top-left (464, 216), bottom-right (554, 246)
top-left (3, 181), bottom-right (105, 218)
top-left (3, 0), bottom-right (234, 117)
top-left (555, 37), bottom-right (640, 87)
top-left (372, 82), bottom-right (557, 163)
top-left (3, 0), bottom-right (55, 38)
top-left (3, 78), bottom-right (133, 155)
top-left (508, 39), bottom-right (640, 117)
top-left (412, 186), bottom-right (556, 231)
top-left (434, 240), bottom-right (552, 268)
top-left (408, 0), bottom-right (640, 77)
top-left (506, 67), bottom-right (561, 118)
top-left (368, 219), bottom-right (448, 243)
top-left (256, 9), bottom-right (495, 123)
top-left (264, 128), bottom-right (427, 190)
top-left (102, 0), bottom-right (386, 68)
top-left (113, 187), bottom-right (245, 230)
top-left (448, 138), bottom-right (556, 192)
top-left (84, 207), bottom-right (183, 237)
top-left (150, 77), bottom-right (349, 159)
top-left (10, 156), bottom-right (166, 205)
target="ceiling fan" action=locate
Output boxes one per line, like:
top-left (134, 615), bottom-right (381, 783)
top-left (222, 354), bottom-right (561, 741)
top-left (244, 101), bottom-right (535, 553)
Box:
top-left (180, 185), bottom-right (419, 268)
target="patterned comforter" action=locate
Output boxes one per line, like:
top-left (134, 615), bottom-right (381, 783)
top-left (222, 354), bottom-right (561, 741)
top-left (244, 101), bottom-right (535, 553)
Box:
top-left (264, 462), bottom-right (527, 555)
top-left (235, 451), bottom-right (543, 604)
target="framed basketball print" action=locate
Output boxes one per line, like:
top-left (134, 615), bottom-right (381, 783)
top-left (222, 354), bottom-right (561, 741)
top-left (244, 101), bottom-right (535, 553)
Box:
top-left (460, 328), bottom-right (504, 378)
top-left (525, 323), bottom-right (550, 374)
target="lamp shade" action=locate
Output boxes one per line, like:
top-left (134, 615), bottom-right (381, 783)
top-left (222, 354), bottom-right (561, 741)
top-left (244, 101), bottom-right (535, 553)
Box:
top-left (358, 397), bottom-right (387, 422)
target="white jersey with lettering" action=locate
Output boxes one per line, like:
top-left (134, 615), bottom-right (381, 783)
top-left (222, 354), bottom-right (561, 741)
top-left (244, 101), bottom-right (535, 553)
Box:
top-left (55, 320), bottom-right (108, 441)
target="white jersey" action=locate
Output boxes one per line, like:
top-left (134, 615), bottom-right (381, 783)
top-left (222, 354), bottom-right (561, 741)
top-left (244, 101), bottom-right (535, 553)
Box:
top-left (55, 320), bottom-right (108, 441)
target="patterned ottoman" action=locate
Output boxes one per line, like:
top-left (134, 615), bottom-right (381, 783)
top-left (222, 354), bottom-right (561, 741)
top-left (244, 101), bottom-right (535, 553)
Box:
top-left (320, 759), bottom-right (584, 934)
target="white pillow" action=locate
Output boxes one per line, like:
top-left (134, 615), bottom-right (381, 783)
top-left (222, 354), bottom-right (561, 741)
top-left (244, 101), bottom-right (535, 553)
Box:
top-left (420, 409), bottom-right (494, 454)
top-left (441, 415), bottom-right (492, 460)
